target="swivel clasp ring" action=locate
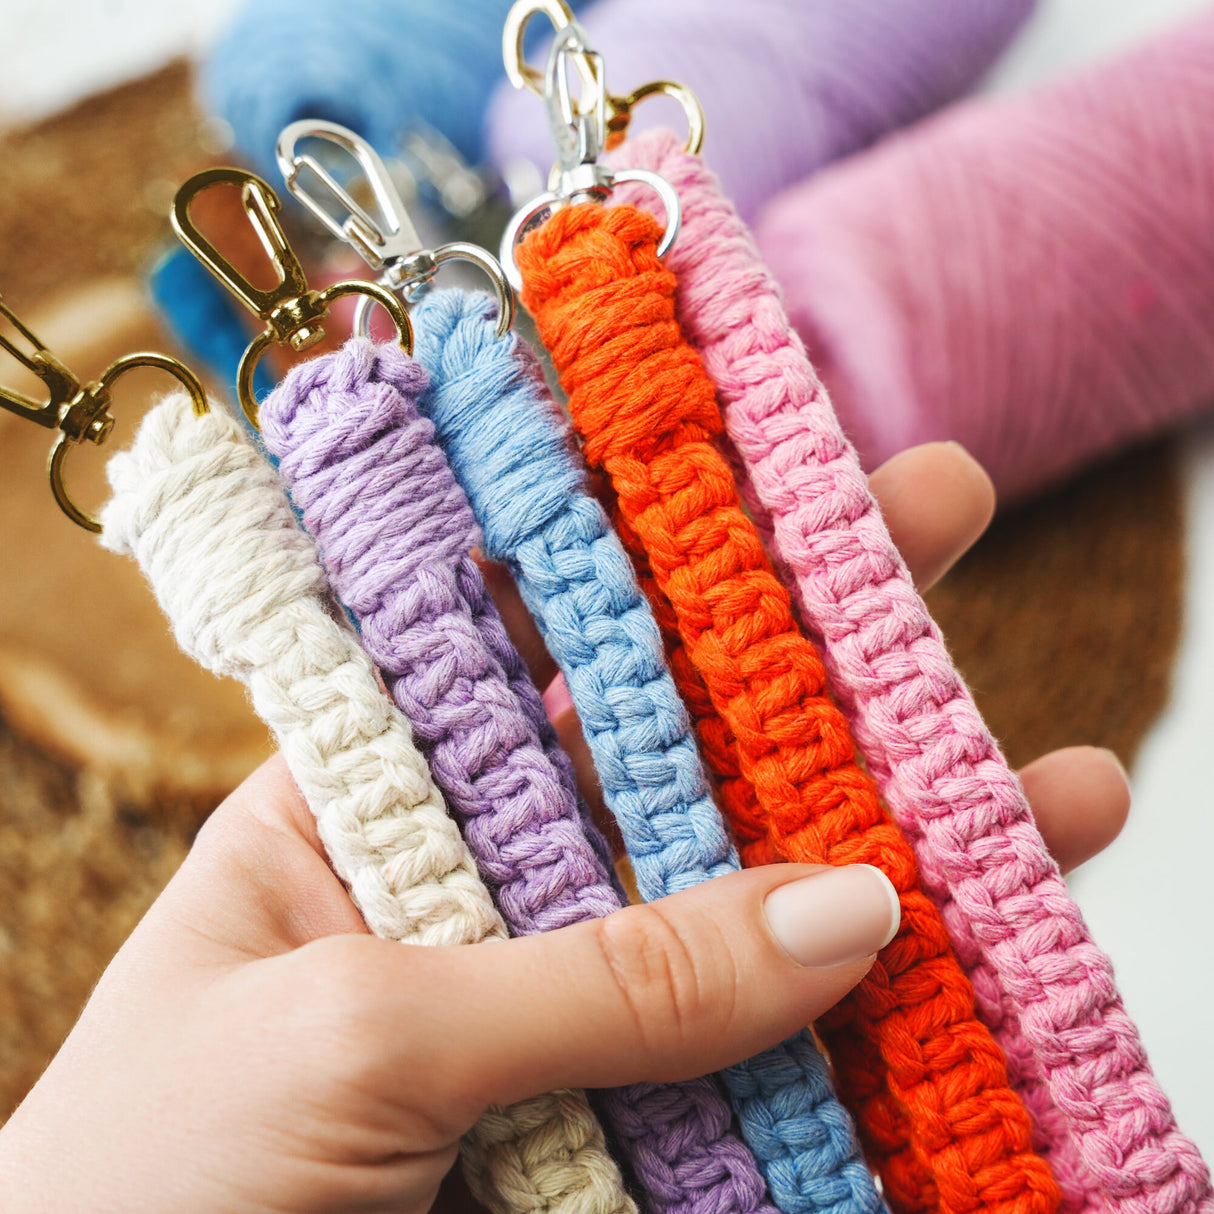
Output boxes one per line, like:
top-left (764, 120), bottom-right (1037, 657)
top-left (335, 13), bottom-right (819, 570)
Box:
top-left (499, 17), bottom-right (683, 291)
top-left (276, 120), bottom-right (514, 339)
top-left (0, 293), bottom-right (208, 532)
top-left (170, 166), bottom-right (414, 428)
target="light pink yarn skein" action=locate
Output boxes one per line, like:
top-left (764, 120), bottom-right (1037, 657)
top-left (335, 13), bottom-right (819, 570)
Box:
top-left (755, 8), bottom-right (1214, 502)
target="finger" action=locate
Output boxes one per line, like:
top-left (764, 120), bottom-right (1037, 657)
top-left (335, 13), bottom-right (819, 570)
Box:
top-left (476, 555), bottom-right (559, 692)
top-left (1019, 745), bottom-right (1131, 874)
top-left (161, 756), bottom-right (367, 955)
top-left (319, 862), bottom-right (899, 1120)
top-left (544, 676), bottom-right (623, 859)
top-left (215, 753), bottom-right (325, 855)
top-left (869, 441), bottom-right (996, 591)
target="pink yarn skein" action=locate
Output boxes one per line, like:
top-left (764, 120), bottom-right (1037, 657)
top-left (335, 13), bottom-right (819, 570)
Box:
top-left (611, 127), bottom-right (1213, 1214)
top-left (755, 8), bottom-right (1214, 502)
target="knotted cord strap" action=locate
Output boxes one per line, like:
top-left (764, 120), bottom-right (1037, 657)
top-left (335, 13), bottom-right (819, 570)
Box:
top-left (411, 294), bottom-right (737, 901)
top-left (257, 338), bottom-right (776, 1214)
top-left (468, 555), bottom-right (622, 895)
top-left (99, 394), bottom-right (631, 1214)
top-left (516, 206), bottom-right (1059, 1214)
top-left (612, 127), bottom-right (1214, 1214)
top-left (260, 342), bottom-right (618, 934)
top-left (410, 288), bottom-right (882, 1214)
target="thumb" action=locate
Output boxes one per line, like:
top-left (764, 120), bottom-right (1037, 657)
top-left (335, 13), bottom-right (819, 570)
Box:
top-left (331, 863), bottom-right (899, 1116)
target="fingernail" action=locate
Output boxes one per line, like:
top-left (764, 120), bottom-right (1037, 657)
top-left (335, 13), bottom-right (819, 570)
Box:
top-left (764, 866), bottom-right (901, 967)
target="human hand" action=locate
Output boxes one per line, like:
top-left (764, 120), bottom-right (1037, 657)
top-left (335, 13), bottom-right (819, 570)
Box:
top-left (0, 757), bottom-right (901, 1214)
top-left (0, 443), bottom-right (1129, 1214)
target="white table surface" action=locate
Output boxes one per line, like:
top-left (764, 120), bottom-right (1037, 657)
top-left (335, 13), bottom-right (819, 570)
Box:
top-left (2, 0), bottom-right (1211, 1164)
top-left (991, 0), bottom-right (1214, 1160)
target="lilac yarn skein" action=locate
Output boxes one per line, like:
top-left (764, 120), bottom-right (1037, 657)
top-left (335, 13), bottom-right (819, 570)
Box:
top-left (259, 338), bottom-right (783, 1214)
top-left (487, 0), bottom-right (1035, 221)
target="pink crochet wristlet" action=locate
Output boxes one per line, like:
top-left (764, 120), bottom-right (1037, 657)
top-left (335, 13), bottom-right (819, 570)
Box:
top-left (611, 128), bottom-right (1212, 1214)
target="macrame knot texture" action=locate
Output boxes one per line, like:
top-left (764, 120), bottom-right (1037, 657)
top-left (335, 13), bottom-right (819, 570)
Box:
top-left (100, 394), bottom-right (496, 947)
top-left (259, 336), bottom-right (782, 1214)
top-left (410, 288), bottom-right (884, 1214)
top-left (259, 340), bottom-right (618, 932)
top-left (612, 126), bottom-right (1214, 1214)
top-left (99, 392), bottom-right (633, 1214)
top-left (515, 202), bottom-right (1060, 1214)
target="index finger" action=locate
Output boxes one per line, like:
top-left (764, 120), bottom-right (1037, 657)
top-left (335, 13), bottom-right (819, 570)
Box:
top-left (868, 441), bottom-right (995, 590)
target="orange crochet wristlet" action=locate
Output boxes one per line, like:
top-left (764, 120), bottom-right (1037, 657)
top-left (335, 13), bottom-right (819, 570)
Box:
top-left (516, 201), bottom-right (1059, 1214)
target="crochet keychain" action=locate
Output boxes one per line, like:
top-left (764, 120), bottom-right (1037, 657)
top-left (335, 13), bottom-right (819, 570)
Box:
top-left (181, 129), bottom-right (785, 1214)
top-left (275, 118), bottom-right (890, 1214)
top-left (499, 9), bottom-right (1058, 1213)
top-left (606, 129), bottom-right (1214, 1214)
top-left (67, 165), bottom-right (641, 1214)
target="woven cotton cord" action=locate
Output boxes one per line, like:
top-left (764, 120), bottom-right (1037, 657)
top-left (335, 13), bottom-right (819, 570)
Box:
top-left (258, 342), bottom-right (620, 934)
top-left (97, 394), bottom-right (630, 1214)
top-left (613, 129), bottom-right (1214, 1214)
top-left (257, 336), bottom-right (778, 1214)
top-left (409, 287), bottom-right (884, 1214)
top-left (514, 204), bottom-right (1059, 1214)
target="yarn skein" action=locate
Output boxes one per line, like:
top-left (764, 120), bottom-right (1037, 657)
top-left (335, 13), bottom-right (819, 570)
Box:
top-left (257, 337), bottom-right (781, 1214)
top-left (149, 247), bottom-right (276, 407)
top-left (98, 395), bottom-right (635, 1214)
top-left (203, 0), bottom-right (588, 177)
top-left (486, 0), bottom-right (1035, 221)
top-left (613, 127), bottom-right (1214, 1214)
top-left (755, 7), bottom-right (1214, 501)
top-left (408, 288), bottom-right (886, 1214)
top-left (514, 203), bottom-right (1059, 1214)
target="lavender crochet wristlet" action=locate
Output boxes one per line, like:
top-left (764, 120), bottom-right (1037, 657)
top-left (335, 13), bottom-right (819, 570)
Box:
top-left (258, 337), bottom-right (782, 1214)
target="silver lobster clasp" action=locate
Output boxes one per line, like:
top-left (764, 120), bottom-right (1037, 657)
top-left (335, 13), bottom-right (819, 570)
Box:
top-left (275, 120), bottom-right (514, 339)
top-left (499, 13), bottom-right (683, 291)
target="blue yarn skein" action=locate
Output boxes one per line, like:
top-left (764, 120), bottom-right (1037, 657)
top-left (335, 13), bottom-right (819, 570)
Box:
top-left (411, 287), bottom-right (885, 1214)
top-left (149, 247), bottom-right (277, 407)
top-left (203, 0), bottom-right (590, 177)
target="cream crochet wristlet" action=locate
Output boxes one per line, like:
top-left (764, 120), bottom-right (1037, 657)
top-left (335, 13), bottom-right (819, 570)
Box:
top-left (99, 392), bottom-right (635, 1214)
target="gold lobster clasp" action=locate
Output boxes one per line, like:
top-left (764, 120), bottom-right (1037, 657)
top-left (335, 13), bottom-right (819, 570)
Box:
top-left (0, 293), bottom-right (208, 532)
top-left (170, 166), bottom-right (414, 428)
top-left (502, 0), bottom-right (703, 156)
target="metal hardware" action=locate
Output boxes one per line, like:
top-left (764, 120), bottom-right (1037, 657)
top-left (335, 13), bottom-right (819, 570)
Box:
top-left (399, 124), bottom-right (488, 220)
top-left (603, 79), bottom-right (704, 157)
top-left (0, 294), bottom-right (208, 532)
top-left (499, 18), bottom-right (683, 290)
top-left (503, 0), bottom-right (704, 155)
top-left (171, 166), bottom-right (413, 428)
top-left (503, 0), bottom-right (599, 99)
top-left (275, 120), bottom-right (513, 339)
